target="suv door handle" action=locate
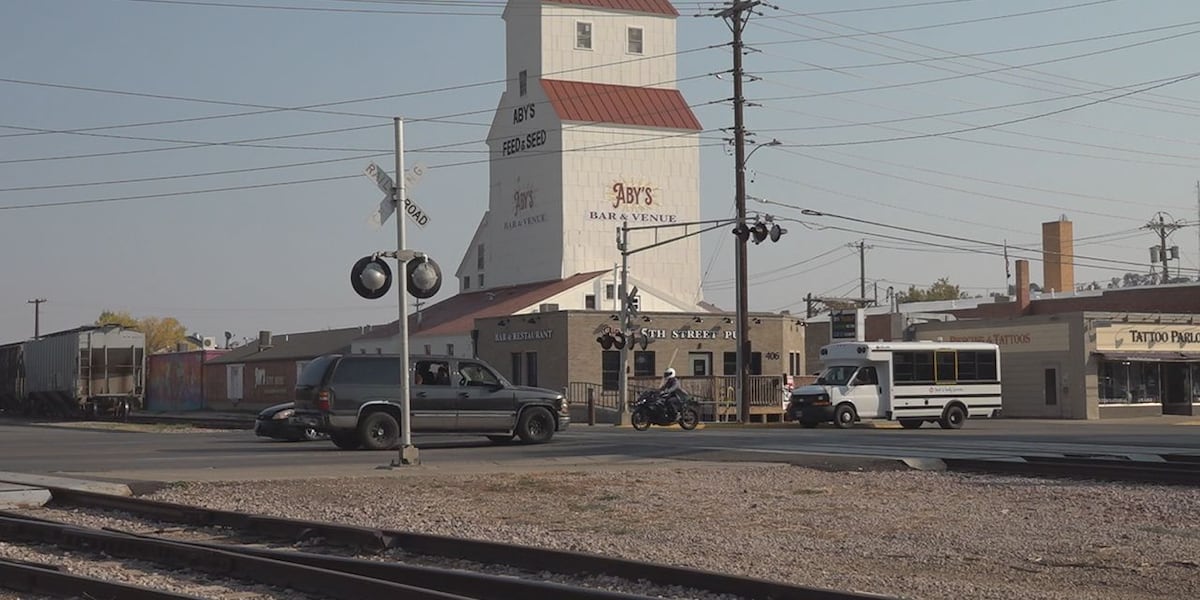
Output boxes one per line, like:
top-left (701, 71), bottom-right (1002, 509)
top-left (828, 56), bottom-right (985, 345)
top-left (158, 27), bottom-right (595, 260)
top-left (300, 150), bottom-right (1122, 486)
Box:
top-left (457, 392), bottom-right (469, 399)
top-left (416, 392), bottom-right (427, 398)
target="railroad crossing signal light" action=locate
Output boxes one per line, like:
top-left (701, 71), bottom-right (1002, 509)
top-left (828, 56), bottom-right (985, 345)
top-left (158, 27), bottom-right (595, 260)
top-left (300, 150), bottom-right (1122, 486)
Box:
top-left (351, 256), bottom-right (392, 300)
top-left (596, 333), bottom-right (614, 349)
top-left (351, 254), bottom-right (443, 300)
top-left (769, 223), bottom-right (786, 242)
top-left (406, 257), bottom-right (443, 299)
top-left (732, 223), bottom-right (750, 242)
top-left (750, 222), bottom-right (769, 244)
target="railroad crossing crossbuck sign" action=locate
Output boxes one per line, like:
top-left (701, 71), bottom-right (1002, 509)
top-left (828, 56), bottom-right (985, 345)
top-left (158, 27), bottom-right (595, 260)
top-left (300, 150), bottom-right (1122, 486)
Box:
top-left (365, 162), bottom-right (432, 229)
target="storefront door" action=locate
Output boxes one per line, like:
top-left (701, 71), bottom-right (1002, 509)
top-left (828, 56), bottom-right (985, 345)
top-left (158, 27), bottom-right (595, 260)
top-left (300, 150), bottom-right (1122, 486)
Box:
top-left (689, 352), bottom-right (711, 377)
top-left (1162, 363), bottom-right (1192, 416)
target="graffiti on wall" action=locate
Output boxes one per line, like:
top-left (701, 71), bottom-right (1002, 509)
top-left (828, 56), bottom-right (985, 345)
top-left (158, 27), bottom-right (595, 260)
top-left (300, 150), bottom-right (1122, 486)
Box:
top-left (146, 352), bottom-right (208, 411)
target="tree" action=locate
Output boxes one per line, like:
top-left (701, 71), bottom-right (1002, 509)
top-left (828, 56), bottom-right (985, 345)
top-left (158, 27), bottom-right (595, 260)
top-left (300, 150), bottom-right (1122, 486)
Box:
top-left (96, 310), bottom-right (188, 353)
top-left (895, 277), bottom-right (968, 304)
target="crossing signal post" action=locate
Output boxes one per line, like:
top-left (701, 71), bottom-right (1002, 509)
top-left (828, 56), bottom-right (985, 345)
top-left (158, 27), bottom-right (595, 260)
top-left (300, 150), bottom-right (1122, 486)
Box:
top-left (731, 215), bottom-right (786, 421)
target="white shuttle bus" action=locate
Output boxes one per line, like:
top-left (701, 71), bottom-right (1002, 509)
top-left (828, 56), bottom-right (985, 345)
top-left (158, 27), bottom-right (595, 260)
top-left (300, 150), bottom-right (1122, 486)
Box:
top-left (787, 341), bottom-right (1003, 429)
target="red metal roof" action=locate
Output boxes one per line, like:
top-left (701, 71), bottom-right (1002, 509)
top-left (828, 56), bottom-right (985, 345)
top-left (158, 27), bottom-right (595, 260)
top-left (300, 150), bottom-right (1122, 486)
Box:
top-left (541, 79), bottom-right (701, 131)
top-left (358, 271), bottom-right (609, 340)
top-left (544, 0), bottom-right (679, 17)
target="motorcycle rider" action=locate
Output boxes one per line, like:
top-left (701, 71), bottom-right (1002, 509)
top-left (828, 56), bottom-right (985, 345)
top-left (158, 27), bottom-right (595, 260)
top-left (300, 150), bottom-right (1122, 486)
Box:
top-left (658, 368), bottom-right (683, 420)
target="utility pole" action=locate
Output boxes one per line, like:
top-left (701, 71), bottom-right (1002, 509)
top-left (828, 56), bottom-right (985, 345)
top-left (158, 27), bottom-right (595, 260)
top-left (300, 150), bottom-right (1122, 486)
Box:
top-left (27, 298), bottom-right (46, 340)
top-left (1196, 181), bottom-right (1199, 278)
top-left (718, 0), bottom-right (761, 424)
top-left (857, 240), bottom-right (866, 300)
top-left (1144, 211), bottom-right (1182, 285)
top-left (805, 293), bottom-right (814, 318)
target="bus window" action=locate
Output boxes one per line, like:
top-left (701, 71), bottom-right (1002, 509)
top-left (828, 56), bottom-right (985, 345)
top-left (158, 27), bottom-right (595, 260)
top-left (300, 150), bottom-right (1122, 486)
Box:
top-left (913, 352), bottom-right (934, 382)
top-left (976, 351), bottom-right (998, 380)
top-left (936, 352), bottom-right (957, 383)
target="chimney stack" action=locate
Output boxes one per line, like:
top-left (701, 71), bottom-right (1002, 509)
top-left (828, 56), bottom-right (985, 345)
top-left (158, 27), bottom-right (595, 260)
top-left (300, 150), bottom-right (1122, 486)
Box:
top-left (1015, 259), bottom-right (1031, 314)
top-left (1042, 217), bottom-right (1074, 293)
top-left (257, 330), bottom-right (272, 351)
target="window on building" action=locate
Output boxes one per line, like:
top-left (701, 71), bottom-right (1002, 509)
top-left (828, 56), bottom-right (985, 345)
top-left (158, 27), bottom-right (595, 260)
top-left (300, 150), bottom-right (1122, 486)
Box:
top-left (423, 344), bottom-right (432, 355)
top-left (585, 294), bottom-right (596, 309)
top-left (446, 344), bottom-right (455, 357)
top-left (519, 70), bottom-right (527, 96)
top-left (633, 351), bottom-right (656, 377)
top-left (511, 352), bottom-right (523, 385)
top-left (789, 352), bottom-right (803, 376)
top-left (627, 27), bottom-right (643, 54)
top-left (601, 350), bottom-right (620, 390)
top-left (526, 352), bottom-right (539, 387)
top-left (477, 244), bottom-right (485, 270)
top-left (722, 352), bottom-right (764, 375)
top-left (478, 274), bottom-right (485, 288)
top-left (576, 21), bottom-right (592, 50)
top-left (463, 276), bottom-right (470, 290)
top-left (605, 283), bottom-right (615, 300)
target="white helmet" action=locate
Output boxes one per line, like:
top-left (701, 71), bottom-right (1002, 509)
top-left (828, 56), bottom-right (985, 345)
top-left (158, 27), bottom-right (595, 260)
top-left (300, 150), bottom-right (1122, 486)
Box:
top-left (664, 368), bottom-right (676, 378)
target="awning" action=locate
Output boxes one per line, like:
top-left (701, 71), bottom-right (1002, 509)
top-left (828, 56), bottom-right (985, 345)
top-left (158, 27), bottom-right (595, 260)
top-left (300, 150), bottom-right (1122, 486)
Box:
top-left (1093, 351), bottom-right (1200, 362)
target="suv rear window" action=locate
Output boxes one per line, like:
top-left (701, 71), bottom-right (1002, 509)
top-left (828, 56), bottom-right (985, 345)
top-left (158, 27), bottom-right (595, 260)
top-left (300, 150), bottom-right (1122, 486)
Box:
top-left (297, 355), bottom-right (337, 387)
top-left (331, 357), bottom-right (401, 385)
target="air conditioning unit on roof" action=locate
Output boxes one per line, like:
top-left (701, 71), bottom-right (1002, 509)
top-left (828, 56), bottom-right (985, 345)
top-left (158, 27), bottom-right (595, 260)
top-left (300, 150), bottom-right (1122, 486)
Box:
top-left (201, 337), bottom-right (216, 349)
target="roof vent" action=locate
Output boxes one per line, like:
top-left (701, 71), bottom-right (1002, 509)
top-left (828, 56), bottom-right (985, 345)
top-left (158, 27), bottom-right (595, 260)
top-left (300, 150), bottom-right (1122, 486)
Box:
top-left (258, 330), bottom-right (272, 351)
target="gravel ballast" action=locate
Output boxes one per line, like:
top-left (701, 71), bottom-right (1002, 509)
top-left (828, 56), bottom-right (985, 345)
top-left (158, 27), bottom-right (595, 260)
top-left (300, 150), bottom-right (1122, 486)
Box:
top-left (129, 462), bottom-right (1200, 600)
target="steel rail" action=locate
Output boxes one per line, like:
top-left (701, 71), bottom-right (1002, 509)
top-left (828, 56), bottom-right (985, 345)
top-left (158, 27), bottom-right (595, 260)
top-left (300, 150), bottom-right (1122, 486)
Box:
top-left (115, 533), bottom-right (668, 600)
top-left (44, 486), bottom-right (894, 600)
top-left (0, 514), bottom-right (474, 600)
top-left (942, 456), bottom-right (1200, 486)
top-left (0, 557), bottom-right (207, 600)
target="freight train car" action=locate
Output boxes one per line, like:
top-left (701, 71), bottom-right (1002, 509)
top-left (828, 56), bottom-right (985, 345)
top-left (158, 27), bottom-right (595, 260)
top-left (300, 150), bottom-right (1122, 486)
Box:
top-left (0, 342), bottom-right (22, 414)
top-left (21, 325), bottom-right (146, 419)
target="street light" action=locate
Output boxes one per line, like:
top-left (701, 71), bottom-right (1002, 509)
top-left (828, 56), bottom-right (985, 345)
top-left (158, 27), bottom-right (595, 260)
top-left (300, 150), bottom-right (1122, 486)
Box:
top-left (733, 138), bottom-right (781, 424)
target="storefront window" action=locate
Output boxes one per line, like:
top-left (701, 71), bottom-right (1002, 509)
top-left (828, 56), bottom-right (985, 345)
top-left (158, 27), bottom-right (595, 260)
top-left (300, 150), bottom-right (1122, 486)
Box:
top-left (1098, 360), bottom-right (1130, 404)
top-left (633, 351), bottom-right (655, 377)
top-left (1099, 360), bottom-right (1163, 404)
top-left (1134, 362), bottom-right (1161, 403)
top-left (601, 351), bottom-right (619, 391)
top-left (1192, 364), bottom-right (1200, 403)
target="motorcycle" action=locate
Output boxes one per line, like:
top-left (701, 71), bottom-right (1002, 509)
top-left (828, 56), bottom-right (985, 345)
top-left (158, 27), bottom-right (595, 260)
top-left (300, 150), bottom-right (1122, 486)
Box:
top-left (630, 389), bottom-right (700, 431)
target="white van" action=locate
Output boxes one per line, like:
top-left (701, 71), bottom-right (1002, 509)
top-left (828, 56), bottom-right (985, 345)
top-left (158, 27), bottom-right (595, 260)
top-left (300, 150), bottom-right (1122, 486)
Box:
top-left (787, 341), bottom-right (1003, 429)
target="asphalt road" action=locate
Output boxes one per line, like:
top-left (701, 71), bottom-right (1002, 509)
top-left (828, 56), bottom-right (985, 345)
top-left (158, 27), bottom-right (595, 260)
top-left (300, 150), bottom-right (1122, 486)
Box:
top-left (2, 417), bottom-right (1198, 484)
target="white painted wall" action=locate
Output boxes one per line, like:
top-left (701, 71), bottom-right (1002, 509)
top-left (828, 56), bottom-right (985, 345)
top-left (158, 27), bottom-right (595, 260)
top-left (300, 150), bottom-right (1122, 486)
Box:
top-left (466, 0), bottom-right (701, 307)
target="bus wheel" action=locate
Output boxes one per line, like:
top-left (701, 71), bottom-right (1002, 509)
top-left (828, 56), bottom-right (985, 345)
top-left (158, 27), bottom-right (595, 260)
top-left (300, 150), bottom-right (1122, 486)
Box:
top-left (898, 419), bottom-right (923, 429)
top-left (939, 405), bottom-right (966, 430)
top-left (833, 404), bottom-right (857, 429)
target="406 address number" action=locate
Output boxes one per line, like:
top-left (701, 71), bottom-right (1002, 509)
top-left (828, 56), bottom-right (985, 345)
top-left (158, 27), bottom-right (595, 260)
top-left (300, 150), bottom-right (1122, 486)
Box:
top-left (502, 130), bottom-right (548, 157)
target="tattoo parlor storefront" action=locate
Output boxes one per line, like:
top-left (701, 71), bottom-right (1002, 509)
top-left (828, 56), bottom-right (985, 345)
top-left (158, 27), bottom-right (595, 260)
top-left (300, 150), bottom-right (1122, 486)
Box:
top-left (473, 310), bottom-right (807, 421)
top-left (914, 312), bottom-right (1200, 419)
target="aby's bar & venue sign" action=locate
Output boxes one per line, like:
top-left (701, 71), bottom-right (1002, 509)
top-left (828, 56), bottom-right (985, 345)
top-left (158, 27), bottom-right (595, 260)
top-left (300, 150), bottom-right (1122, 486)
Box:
top-left (587, 180), bottom-right (678, 223)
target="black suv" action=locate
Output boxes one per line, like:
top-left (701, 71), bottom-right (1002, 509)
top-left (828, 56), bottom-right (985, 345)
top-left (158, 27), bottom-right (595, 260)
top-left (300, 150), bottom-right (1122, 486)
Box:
top-left (291, 354), bottom-right (570, 450)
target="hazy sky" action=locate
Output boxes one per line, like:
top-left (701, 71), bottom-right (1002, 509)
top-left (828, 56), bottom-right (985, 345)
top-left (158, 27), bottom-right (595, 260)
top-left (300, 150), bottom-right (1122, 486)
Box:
top-left (3, 0), bottom-right (1200, 344)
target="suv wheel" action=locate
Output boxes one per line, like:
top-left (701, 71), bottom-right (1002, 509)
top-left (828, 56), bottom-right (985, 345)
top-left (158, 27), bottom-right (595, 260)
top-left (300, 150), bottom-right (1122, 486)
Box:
top-left (515, 407), bottom-right (555, 444)
top-left (359, 412), bottom-right (400, 450)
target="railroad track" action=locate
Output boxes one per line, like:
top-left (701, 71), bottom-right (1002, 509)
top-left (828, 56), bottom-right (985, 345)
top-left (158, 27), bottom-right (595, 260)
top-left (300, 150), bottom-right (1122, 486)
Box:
top-left (0, 487), bottom-right (894, 600)
top-left (942, 454), bottom-right (1200, 486)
